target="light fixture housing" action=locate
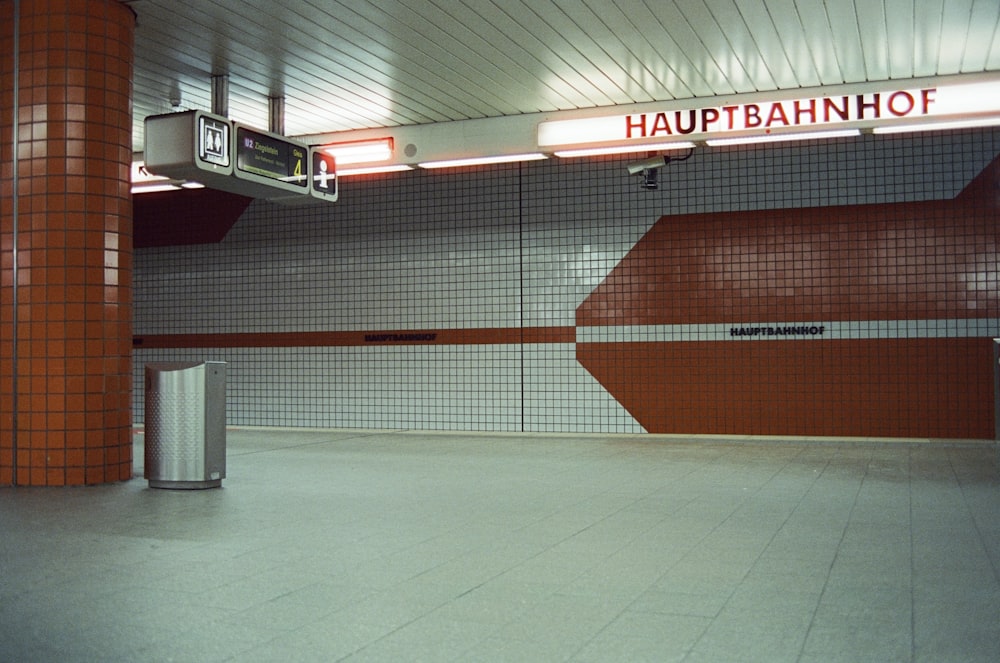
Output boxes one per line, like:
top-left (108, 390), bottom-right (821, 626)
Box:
top-left (318, 138), bottom-right (394, 165)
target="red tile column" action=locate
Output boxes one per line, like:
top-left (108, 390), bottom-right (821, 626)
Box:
top-left (1, 0), bottom-right (135, 485)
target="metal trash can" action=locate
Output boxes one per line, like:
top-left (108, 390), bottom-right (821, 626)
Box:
top-left (144, 361), bottom-right (226, 489)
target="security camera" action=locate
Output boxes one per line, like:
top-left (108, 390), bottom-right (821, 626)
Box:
top-left (626, 155), bottom-right (669, 175)
top-left (625, 148), bottom-right (694, 191)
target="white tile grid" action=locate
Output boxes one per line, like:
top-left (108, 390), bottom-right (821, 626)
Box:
top-left (134, 342), bottom-right (640, 432)
top-left (522, 344), bottom-right (646, 433)
top-left (151, 338), bottom-right (597, 432)
top-left (134, 130), bottom-right (1000, 433)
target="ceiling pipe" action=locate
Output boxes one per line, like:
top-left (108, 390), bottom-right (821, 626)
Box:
top-left (211, 74), bottom-right (229, 117)
top-left (269, 96), bottom-right (285, 134)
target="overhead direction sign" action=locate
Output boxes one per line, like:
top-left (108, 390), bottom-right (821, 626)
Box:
top-left (233, 124), bottom-right (309, 194)
top-left (145, 111), bottom-right (337, 202)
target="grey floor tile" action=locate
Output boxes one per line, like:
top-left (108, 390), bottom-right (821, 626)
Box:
top-left (575, 614), bottom-right (708, 662)
top-left (1, 432), bottom-right (998, 662)
top-left (337, 612), bottom-right (498, 663)
top-left (802, 613), bottom-right (913, 662)
top-left (687, 608), bottom-right (813, 663)
top-left (460, 634), bottom-right (582, 663)
top-left (627, 587), bottom-right (728, 618)
top-left (913, 599), bottom-right (1000, 663)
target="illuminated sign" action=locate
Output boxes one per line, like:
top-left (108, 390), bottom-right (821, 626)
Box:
top-left (538, 80), bottom-right (1000, 149)
top-left (310, 149), bottom-right (338, 201)
top-left (145, 113), bottom-right (337, 202)
top-left (621, 90), bottom-right (936, 139)
top-left (234, 125), bottom-right (308, 193)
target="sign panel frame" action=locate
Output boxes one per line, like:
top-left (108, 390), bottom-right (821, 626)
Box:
top-left (233, 123), bottom-right (310, 195)
top-left (198, 114), bottom-right (231, 168)
top-left (309, 148), bottom-right (338, 202)
top-left (145, 110), bottom-right (234, 178)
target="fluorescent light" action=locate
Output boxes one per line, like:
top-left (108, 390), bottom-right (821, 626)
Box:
top-left (338, 164), bottom-right (415, 177)
top-left (872, 116), bottom-right (1000, 134)
top-left (706, 129), bottom-right (861, 146)
top-left (418, 153), bottom-right (547, 169)
top-left (131, 182), bottom-right (182, 194)
top-left (554, 141), bottom-right (697, 158)
top-left (131, 161), bottom-right (169, 183)
top-left (131, 161), bottom-right (205, 193)
top-left (319, 138), bottom-right (393, 165)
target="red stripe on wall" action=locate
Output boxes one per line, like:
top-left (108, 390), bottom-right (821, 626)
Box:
top-left (577, 337), bottom-right (994, 439)
top-left (133, 326), bottom-right (576, 349)
top-left (577, 154), bottom-right (1000, 328)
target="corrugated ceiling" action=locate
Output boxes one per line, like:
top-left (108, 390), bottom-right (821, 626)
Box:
top-left (126, 0), bottom-right (1000, 151)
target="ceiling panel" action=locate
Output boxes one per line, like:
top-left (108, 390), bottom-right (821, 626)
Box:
top-left (967, 0), bottom-right (1000, 71)
top-left (885, 0), bottom-right (918, 78)
top-left (612, 0), bottom-right (713, 97)
top-left (740, 1), bottom-right (805, 90)
top-left (660, 0), bottom-right (742, 95)
top-left (912, 0), bottom-right (945, 78)
top-left (715, 0), bottom-right (791, 91)
top-left (125, 0), bottom-right (1000, 152)
top-left (826, 2), bottom-right (868, 84)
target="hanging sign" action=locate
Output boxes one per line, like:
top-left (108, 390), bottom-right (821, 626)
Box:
top-left (234, 124), bottom-right (309, 193)
top-left (538, 80), bottom-right (1000, 149)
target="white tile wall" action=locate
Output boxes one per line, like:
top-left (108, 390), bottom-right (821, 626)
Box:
top-left (134, 130), bottom-right (1000, 432)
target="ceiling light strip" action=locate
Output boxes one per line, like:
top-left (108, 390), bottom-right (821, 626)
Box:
top-left (554, 142), bottom-right (697, 158)
top-left (871, 116), bottom-right (1000, 134)
top-left (131, 182), bottom-right (183, 194)
top-left (338, 164), bottom-right (415, 177)
top-left (418, 153), bottom-right (547, 169)
top-left (705, 129), bottom-right (861, 147)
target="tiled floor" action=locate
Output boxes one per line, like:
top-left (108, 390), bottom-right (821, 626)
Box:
top-left (1, 429), bottom-right (999, 662)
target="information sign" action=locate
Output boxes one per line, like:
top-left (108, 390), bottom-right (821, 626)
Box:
top-left (235, 126), bottom-right (308, 190)
top-left (310, 149), bottom-right (338, 201)
top-left (146, 113), bottom-right (333, 202)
